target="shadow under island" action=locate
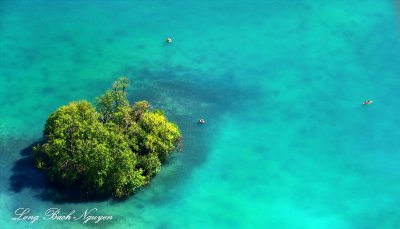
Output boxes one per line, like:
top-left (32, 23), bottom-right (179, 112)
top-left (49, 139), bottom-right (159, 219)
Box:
top-left (9, 142), bottom-right (111, 204)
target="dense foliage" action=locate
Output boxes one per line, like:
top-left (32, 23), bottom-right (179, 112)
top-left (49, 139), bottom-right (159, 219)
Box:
top-left (33, 78), bottom-right (182, 198)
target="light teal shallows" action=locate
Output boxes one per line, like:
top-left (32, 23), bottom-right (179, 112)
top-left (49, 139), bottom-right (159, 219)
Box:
top-left (1, 0), bottom-right (400, 228)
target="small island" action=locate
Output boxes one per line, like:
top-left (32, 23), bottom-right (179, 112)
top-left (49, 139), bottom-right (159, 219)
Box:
top-left (33, 77), bottom-right (182, 198)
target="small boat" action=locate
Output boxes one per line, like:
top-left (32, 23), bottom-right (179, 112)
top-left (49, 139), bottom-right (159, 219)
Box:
top-left (363, 100), bottom-right (373, 105)
top-left (166, 38), bottom-right (172, 43)
top-left (198, 119), bottom-right (205, 124)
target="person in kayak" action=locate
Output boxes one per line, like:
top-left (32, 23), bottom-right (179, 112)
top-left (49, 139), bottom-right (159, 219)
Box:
top-left (363, 100), bottom-right (373, 105)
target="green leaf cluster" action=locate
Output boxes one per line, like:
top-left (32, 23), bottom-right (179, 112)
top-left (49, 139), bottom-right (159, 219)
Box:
top-left (33, 77), bottom-right (182, 198)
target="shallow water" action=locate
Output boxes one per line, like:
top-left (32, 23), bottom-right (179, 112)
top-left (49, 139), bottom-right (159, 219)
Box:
top-left (1, 0), bottom-right (400, 228)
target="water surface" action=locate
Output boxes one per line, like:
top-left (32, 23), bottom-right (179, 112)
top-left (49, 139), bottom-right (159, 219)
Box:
top-left (1, 0), bottom-right (400, 228)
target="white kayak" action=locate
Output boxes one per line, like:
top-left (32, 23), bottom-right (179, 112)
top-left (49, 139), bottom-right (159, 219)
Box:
top-left (363, 100), bottom-right (373, 105)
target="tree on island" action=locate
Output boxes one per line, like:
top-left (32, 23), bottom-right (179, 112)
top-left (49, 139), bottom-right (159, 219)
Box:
top-left (33, 77), bottom-right (182, 198)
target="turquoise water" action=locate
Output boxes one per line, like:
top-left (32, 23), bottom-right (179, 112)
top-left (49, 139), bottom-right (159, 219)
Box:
top-left (1, 0), bottom-right (400, 228)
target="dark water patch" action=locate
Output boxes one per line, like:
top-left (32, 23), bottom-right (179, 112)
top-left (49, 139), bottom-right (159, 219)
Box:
top-left (159, 79), bottom-right (239, 106)
top-left (124, 65), bottom-right (265, 110)
top-left (36, 186), bottom-right (111, 204)
top-left (9, 142), bottom-right (48, 194)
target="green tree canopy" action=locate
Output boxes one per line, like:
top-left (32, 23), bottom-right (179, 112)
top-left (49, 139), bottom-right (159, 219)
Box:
top-left (34, 77), bottom-right (182, 198)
